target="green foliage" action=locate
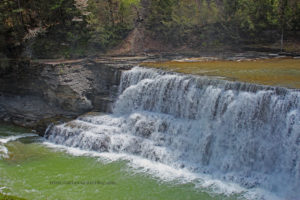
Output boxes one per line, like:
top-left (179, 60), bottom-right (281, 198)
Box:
top-left (145, 0), bottom-right (175, 38)
top-left (0, 0), bottom-right (299, 58)
top-left (85, 0), bottom-right (139, 52)
top-left (142, 0), bottom-right (300, 47)
top-left (0, 0), bottom-right (87, 58)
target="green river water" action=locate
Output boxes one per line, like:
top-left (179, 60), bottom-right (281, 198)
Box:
top-left (0, 124), bottom-right (240, 200)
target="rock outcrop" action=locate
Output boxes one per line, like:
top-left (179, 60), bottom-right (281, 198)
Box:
top-left (0, 57), bottom-right (147, 133)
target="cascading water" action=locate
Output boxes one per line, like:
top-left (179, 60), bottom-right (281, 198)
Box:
top-left (45, 67), bottom-right (300, 200)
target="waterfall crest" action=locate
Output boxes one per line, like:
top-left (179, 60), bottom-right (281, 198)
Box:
top-left (46, 67), bottom-right (300, 200)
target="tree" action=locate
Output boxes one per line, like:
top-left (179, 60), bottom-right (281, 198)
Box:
top-left (279, 0), bottom-right (288, 51)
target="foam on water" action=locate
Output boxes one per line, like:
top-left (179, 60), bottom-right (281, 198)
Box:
top-left (45, 67), bottom-right (300, 200)
top-left (43, 141), bottom-right (247, 197)
top-left (0, 133), bottom-right (38, 159)
top-left (0, 133), bottom-right (38, 144)
top-left (43, 141), bottom-right (283, 200)
top-left (0, 145), bottom-right (8, 159)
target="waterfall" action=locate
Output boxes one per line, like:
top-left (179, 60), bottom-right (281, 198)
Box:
top-left (45, 67), bottom-right (300, 200)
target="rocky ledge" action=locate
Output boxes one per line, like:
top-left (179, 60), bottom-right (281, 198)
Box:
top-left (2, 52), bottom-right (295, 134)
top-left (0, 57), bottom-right (151, 134)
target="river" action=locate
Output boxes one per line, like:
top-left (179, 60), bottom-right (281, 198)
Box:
top-left (1, 66), bottom-right (299, 200)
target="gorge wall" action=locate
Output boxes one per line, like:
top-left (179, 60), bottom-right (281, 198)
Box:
top-left (0, 58), bottom-right (136, 133)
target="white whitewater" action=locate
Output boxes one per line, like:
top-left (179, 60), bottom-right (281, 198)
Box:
top-left (45, 67), bottom-right (300, 200)
top-left (0, 133), bottom-right (38, 159)
top-left (0, 133), bottom-right (38, 144)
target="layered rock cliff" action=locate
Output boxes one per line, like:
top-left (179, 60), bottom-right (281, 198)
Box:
top-left (0, 57), bottom-right (148, 133)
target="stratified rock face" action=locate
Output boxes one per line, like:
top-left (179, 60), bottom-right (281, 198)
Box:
top-left (0, 59), bottom-right (130, 132)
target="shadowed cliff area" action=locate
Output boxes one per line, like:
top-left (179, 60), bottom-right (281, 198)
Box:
top-left (0, 57), bottom-right (142, 133)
